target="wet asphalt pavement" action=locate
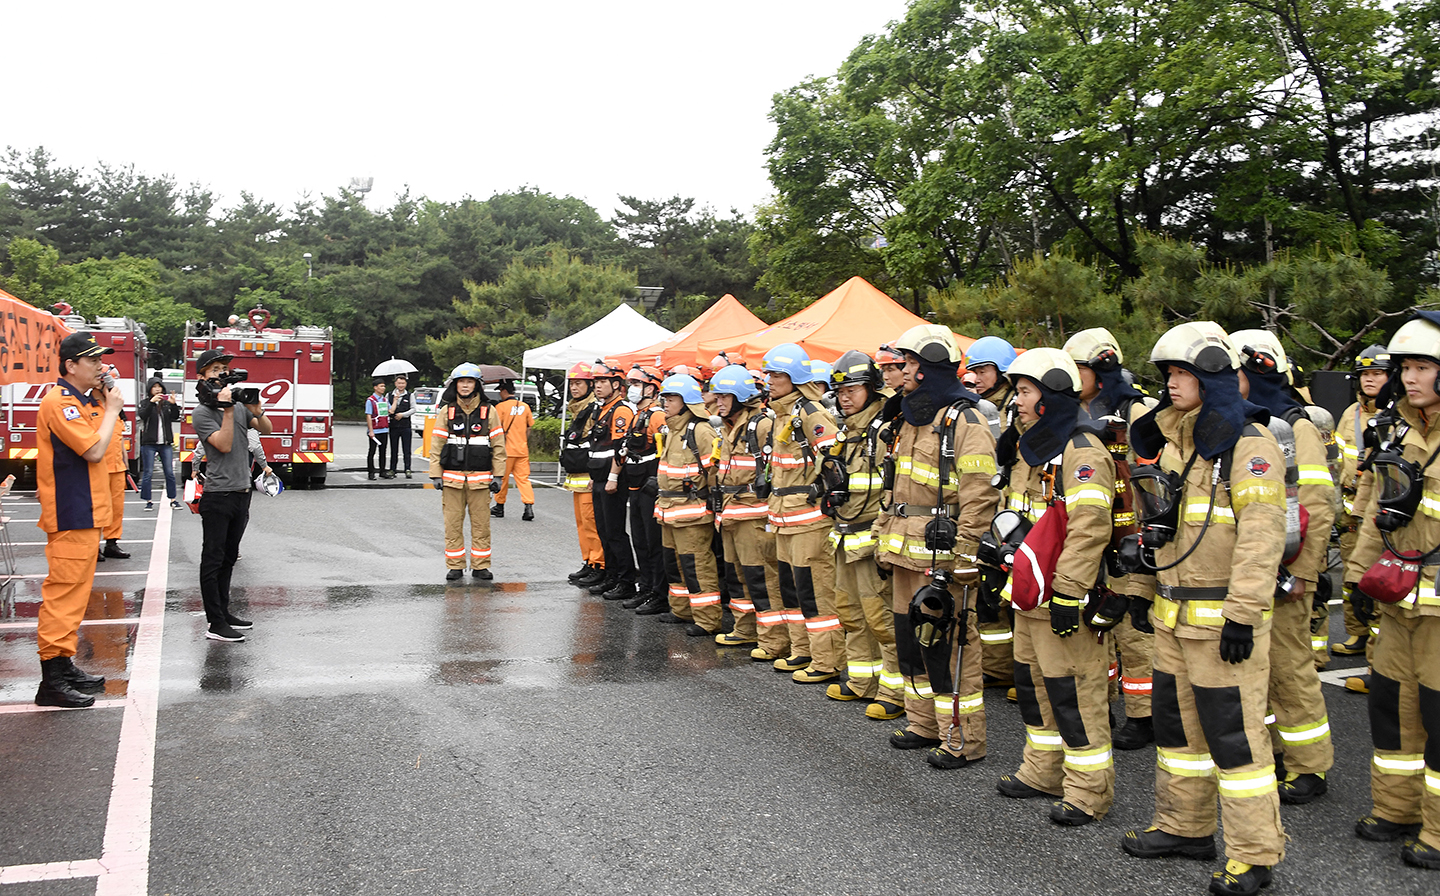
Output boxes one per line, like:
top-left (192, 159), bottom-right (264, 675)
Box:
top-left (0, 425), bottom-right (1435, 895)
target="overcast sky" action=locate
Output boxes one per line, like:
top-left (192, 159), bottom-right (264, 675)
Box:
top-left (6, 0), bottom-right (912, 219)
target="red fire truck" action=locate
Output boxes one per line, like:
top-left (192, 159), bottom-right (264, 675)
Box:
top-left (179, 305), bottom-right (334, 488)
top-left (0, 314), bottom-right (148, 481)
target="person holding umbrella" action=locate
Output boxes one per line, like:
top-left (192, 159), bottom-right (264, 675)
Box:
top-left (388, 375), bottom-right (414, 479)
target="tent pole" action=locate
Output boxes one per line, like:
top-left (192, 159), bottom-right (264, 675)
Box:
top-left (556, 371), bottom-right (567, 486)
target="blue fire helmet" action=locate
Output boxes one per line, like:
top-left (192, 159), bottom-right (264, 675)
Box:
top-left (809, 359), bottom-right (833, 386)
top-left (964, 336), bottom-right (1018, 373)
top-left (762, 342), bottom-right (814, 383)
top-left (709, 364), bottom-right (760, 402)
top-left (448, 362), bottom-right (483, 383)
top-left (659, 374), bottom-right (703, 405)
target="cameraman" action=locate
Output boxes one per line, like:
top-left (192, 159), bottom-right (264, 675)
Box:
top-left (192, 348), bottom-right (272, 642)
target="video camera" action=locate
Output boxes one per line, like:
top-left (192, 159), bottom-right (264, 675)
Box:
top-left (197, 369), bottom-right (259, 408)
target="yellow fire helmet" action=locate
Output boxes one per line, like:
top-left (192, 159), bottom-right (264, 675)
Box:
top-left (1388, 316), bottom-right (1440, 363)
top-left (1062, 327), bottom-right (1123, 371)
top-left (1229, 328), bottom-right (1290, 377)
top-left (1005, 346), bottom-right (1082, 395)
top-left (1149, 321), bottom-right (1240, 373)
top-left (895, 324), bottom-right (963, 364)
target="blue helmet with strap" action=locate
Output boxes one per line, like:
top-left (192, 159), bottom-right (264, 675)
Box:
top-left (761, 342), bottom-right (814, 384)
top-left (809, 359), bottom-right (833, 387)
top-left (448, 362), bottom-right (482, 383)
top-left (709, 364), bottom-right (759, 401)
top-left (659, 373), bottom-right (703, 405)
top-left (965, 336), bottom-right (1017, 373)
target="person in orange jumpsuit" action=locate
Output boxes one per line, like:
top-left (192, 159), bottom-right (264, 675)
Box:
top-left (34, 333), bottom-right (123, 708)
top-left (98, 365), bottom-right (130, 561)
top-left (491, 380), bottom-right (535, 520)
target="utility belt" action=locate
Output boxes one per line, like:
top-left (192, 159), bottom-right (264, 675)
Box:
top-left (1152, 588), bottom-right (1274, 630)
top-left (773, 484), bottom-right (821, 499)
top-left (833, 519), bottom-right (877, 535)
top-left (659, 483), bottom-right (710, 500)
top-left (720, 484), bottom-right (754, 496)
top-left (890, 502), bottom-right (956, 518)
top-left (1155, 584), bottom-right (1228, 601)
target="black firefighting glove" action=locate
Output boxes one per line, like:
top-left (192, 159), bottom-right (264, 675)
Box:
top-left (1129, 598), bottom-right (1154, 634)
top-left (431, 477), bottom-right (442, 489)
top-left (1347, 582), bottom-right (1376, 627)
top-left (489, 479), bottom-right (502, 494)
top-left (1050, 593), bottom-right (1081, 638)
top-left (1218, 620), bottom-right (1255, 664)
top-left (1311, 574), bottom-right (1333, 612)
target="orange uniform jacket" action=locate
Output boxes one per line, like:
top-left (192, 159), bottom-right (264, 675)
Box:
top-left (37, 379), bottom-right (112, 534)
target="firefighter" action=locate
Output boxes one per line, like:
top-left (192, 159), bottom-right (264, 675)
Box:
top-left (562, 362), bottom-right (606, 587)
top-left (1065, 327), bottom-right (1159, 751)
top-left (966, 335), bottom-right (1020, 694)
top-left (1333, 345), bottom-right (1391, 686)
top-left (1230, 329), bottom-right (1336, 805)
top-left (1120, 322), bottom-right (1288, 896)
top-left (874, 324), bottom-right (999, 769)
top-left (711, 364), bottom-right (783, 654)
top-left (34, 333), bottom-right (123, 707)
top-left (990, 347), bottom-right (1118, 824)
top-left (823, 350), bottom-right (905, 719)
top-left (491, 380), bottom-right (535, 520)
top-left (651, 373), bottom-right (722, 634)
top-left (1343, 312), bottom-right (1440, 871)
top-left (619, 366), bottom-right (667, 609)
top-left (587, 360), bottom-right (638, 600)
top-left (875, 344), bottom-right (907, 396)
top-left (762, 343), bottom-right (841, 682)
top-left (428, 363), bottom-right (506, 582)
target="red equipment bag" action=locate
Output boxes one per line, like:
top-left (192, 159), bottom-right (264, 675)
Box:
top-left (1358, 549), bottom-right (1423, 604)
top-left (1008, 501), bottom-right (1069, 611)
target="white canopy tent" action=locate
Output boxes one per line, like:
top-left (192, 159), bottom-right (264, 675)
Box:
top-left (520, 302), bottom-right (675, 483)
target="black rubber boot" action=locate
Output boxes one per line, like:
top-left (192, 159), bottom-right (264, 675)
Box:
top-left (522, 504), bottom-right (534, 521)
top-left (1112, 716), bottom-right (1155, 750)
top-left (1121, 827), bottom-right (1217, 860)
top-left (445, 569), bottom-right (463, 582)
top-left (57, 656), bottom-right (105, 692)
top-left (35, 658), bottom-right (96, 708)
top-left (1208, 861), bottom-right (1272, 896)
top-left (490, 504), bottom-right (505, 518)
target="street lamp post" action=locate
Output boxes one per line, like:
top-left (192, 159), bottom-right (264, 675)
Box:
top-left (303, 252), bottom-right (313, 280)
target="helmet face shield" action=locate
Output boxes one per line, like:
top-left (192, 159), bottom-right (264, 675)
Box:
top-left (1129, 464), bottom-right (1183, 544)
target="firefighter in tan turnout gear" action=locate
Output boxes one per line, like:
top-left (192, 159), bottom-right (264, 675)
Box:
top-left (874, 324), bottom-right (999, 770)
top-left (1064, 327), bottom-right (1159, 751)
top-left (710, 365), bottom-right (780, 653)
top-left (1119, 322), bottom-right (1288, 896)
top-left (1333, 344), bottom-right (1391, 685)
top-left (652, 373), bottom-right (723, 635)
top-left (1343, 312), bottom-right (1440, 871)
top-left (762, 343), bottom-right (842, 682)
top-left (1230, 329), bottom-right (1336, 805)
top-left (429, 363), bottom-right (507, 582)
top-left (822, 350), bottom-right (905, 719)
top-left (990, 348), bottom-right (1120, 826)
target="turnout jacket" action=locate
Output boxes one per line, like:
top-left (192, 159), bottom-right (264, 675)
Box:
top-left (1000, 427), bottom-right (1116, 613)
top-left (1345, 399), bottom-right (1440, 619)
top-left (654, 407), bottom-right (718, 528)
top-left (874, 400), bottom-right (999, 574)
top-left (1336, 397), bottom-right (1378, 521)
top-left (716, 402), bottom-right (774, 526)
top-left (428, 395), bottom-right (506, 489)
top-left (766, 385), bottom-right (838, 533)
top-left (825, 398), bottom-right (886, 562)
top-left (1287, 415), bottom-right (1337, 589)
top-left (1147, 407), bottom-right (1286, 638)
top-left (1085, 394), bottom-right (1157, 600)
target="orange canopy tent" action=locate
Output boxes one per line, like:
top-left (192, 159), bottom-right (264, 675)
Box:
top-left (608, 293), bottom-right (767, 371)
top-left (696, 276), bottom-right (975, 368)
top-left (0, 287), bottom-right (72, 386)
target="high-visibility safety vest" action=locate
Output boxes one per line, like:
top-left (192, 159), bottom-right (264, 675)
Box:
top-left (432, 401), bottom-right (505, 487)
top-left (587, 395), bottom-right (634, 479)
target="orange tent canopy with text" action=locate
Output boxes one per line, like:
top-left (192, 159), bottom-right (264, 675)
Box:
top-left (609, 294), bottom-right (767, 371)
top-left (696, 276), bottom-right (974, 367)
top-left (0, 287), bottom-right (73, 386)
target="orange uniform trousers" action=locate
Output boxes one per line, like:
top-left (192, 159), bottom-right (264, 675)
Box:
top-left (39, 528), bottom-right (101, 660)
top-left (496, 454), bottom-right (534, 505)
top-left (102, 470), bottom-right (125, 541)
top-left (573, 491), bottom-right (603, 566)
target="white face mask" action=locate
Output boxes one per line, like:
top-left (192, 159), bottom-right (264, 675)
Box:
top-left (626, 385), bottom-right (644, 404)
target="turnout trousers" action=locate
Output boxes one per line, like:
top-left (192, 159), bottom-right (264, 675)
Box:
top-left (723, 520), bottom-right (786, 656)
top-left (662, 524), bottom-right (722, 632)
top-left (442, 484), bottom-right (492, 570)
top-left (1115, 614), bottom-right (1155, 718)
top-left (776, 526), bottom-right (839, 672)
top-left (1151, 623), bottom-right (1286, 867)
top-left (1338, 522), bottom-right (1377, 664)
top-left (980, 606), bottom-right (1015, 682)
top-left (38, 528), bottom-right (101, 661)
top-left (1012, 611), bottom-right (1115, 818)
top-left (1368, 611), bottom-right (1440, 850)
top-left (832, 545), bottom-right (903, 704)
top-left (572, 491), bottom-right (603, 567)
top-left (1267, 594), bottom-right (1334, 775)
top-left (591, 480), bottom-right (634, 585)
top-left (891, 567), bottom-right (986, 760)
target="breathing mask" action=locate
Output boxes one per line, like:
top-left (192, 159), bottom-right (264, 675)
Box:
top-left (1116, 463), bottom-right (1185, 572)
top-left (908, 569), bottom-right (955, 648)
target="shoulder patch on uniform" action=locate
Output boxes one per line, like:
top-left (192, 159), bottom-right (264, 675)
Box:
top-left (1246, 456), bottom-right (1271, 476)
top-left (1073, 463), bottom-right (1095, 482)
top-left (813, 424), bottom-right (825, 436)
top-left (63, 405), bottom-right (81, 421)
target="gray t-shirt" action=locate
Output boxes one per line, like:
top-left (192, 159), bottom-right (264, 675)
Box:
top-left (193, 402), bottom-right (254, 492)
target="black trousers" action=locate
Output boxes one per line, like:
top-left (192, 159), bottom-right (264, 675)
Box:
top-left (367, 433), bottom-right (388, 474)
top-left (199, 489), bottom-right (251, 624)
top-left (626, 485), bottom-right (663, 594)
top-left (388, 425), bottom-right (412, 472)
top-left (591, 479), bottom-right (635, 585)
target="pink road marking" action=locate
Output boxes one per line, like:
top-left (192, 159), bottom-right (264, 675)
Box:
top-left (0, 858), bottom-right (105, 883)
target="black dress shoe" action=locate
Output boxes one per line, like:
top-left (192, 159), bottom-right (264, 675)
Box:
top-left (102, 542), bottom-right (130, 559)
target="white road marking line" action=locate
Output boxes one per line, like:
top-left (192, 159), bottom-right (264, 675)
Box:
top-left (0, 618), bottom-right (154, 631)
top-left (9, 571), bottom-right (149, 580)
top-left (95, 498), bottom-right (171, 895)
top-left (5, 517), bottom-right (158, 523)
top-left (12, 539), bottom-right (155, 546)
top-left (0, 699), bottom-right (127, 715)
top-left (0, 858), bottom-right (106, 883)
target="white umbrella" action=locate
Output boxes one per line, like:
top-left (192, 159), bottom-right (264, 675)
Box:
top-left (371, 357), bottom-right (418, 377)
